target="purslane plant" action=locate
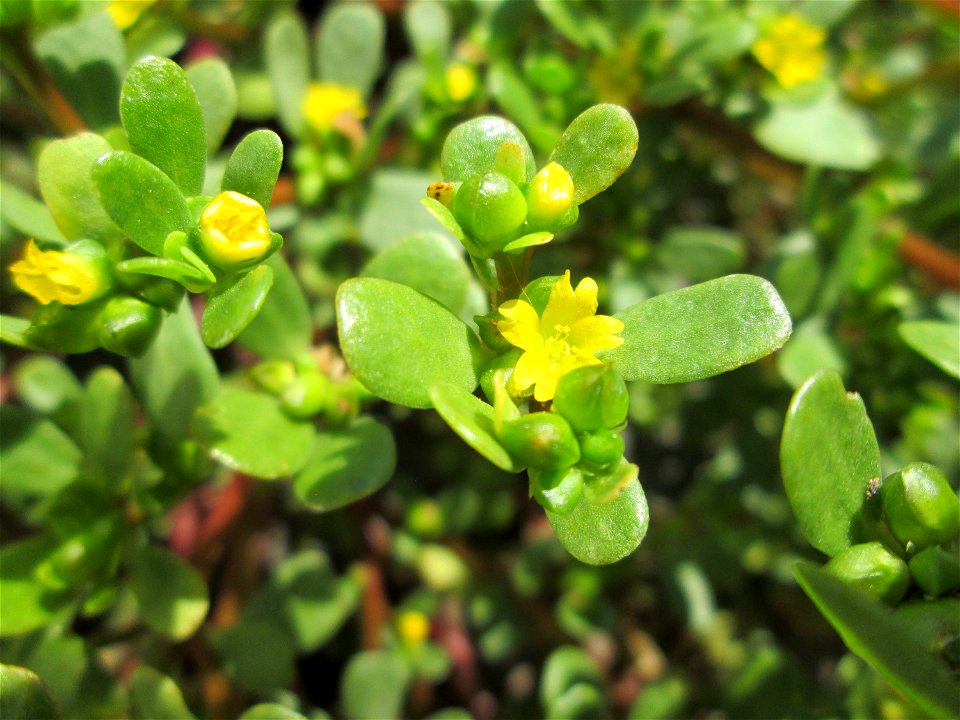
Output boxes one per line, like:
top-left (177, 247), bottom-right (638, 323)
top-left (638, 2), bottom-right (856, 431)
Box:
top-left (336, 105), bottom-right (794, 565)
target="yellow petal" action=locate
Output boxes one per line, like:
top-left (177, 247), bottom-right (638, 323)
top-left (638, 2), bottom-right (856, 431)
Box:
top-left (541, 271), bottom-right (598, 334)
top-left (508, 349), bottom-right (544, 396)
top-left (498, 299), bottom-right (542, 351)
top-left (569, 315), bottom-right (625, 354)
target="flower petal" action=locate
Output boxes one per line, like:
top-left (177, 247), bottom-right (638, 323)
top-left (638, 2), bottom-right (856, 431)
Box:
top-left (498, 299), bottom-right (542, 351)
top-left (541, 270), bottom-right (598, 333)
top-left (569, 315), bottom-right (625, 353)
top-left (508, 349), bottom-right (544, 396)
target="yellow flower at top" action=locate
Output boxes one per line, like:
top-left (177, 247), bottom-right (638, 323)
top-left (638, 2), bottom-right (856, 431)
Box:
top-left (445, 63), bottom-right (477, 103)
top-left (302, 82), bottom-right (367, 134)
top-left (498, 271), bottom-right (624, 403)
top-left (106, 0), bottom-right (156, 30)
top-left (752, 14), bottom-right (826, 89)
top-left (199, 191), bottom-right (272, 268)
top-left (10, 240), bottom-right (106, 305)
top-left (396, 610), bottom-right (430, 645)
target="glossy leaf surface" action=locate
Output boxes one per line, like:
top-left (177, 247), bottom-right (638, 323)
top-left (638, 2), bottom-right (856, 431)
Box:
top-left (201, 265), bottom-right (275, 349)
top-left (221, 129), bottom-right (284, 211)
top-left (429, 384), bottom-right (522, 473)
top-left (236, 255), bottom-right (312, 360)
top-left (899, 320), bottom-right (959, 379)
top-left (441, 116), bottom-right (536, 183)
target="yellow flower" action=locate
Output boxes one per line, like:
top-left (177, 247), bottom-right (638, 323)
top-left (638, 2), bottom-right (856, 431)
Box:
top-left (752, 15), bottom-right (826, 89)
top-left (106, 0), bottom-right (156, 30)
top-left (526, 162), bottom-right (574, 226)
top-left (445, 63), bottom-right (477, 103)
top-left (10, 240), bottom-right (106, 305)
top-left (302, 82), bottom-right (367, 134)
top-left (498, 271), bottom-right (624, 403)
top-left (396, 610), bottom-right (430, 645)
top-left (199, 191), bottom-right (272, 267)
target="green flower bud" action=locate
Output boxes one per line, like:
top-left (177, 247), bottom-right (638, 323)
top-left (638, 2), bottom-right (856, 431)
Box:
top-left (553, 365), bottom-right (629, 432)
top-left (132, 277), bottom-right (184, 312)
top-left (525, 162), bottom-right (574, 230)
top-left (531, 466), bottom-right (584, 515)
top-left (98, 296), bottom-right (162, 358)
top-left (498, 412), bottom-right (580, 469)
top-left (476, 311), bottom-right (515, 353)
top-left (281, 372), bottom-right (331, 419)
top-left (250, 360), bottom-right (297, 395)
top-left (908, 545), bottom-right (960, 597)
top-left (578, 428), bottom-right (625, 471)
top-left (452, 171), bottom-right (527, 257)
top-left (824, 541), bottom-right (911, 604)
top-left (881, 463), bottom-right (959, 548)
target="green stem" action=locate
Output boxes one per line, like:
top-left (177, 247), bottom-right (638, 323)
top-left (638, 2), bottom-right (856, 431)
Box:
top-left (493, 248), bottom-right (533, 307)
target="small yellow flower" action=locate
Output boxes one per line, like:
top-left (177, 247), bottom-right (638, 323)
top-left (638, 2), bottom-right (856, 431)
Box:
top-left (199, 191), bottom-right (272, 267)
top-left (106, 0), bottom-right (156, 30)
top-left (10, 240), bottom-right (106, 306)
top-left (445, 63), bottom-right (477, 103)
top-left (396, 610), bottom-right (430, 645)
top-left (498, 271), bottom-right (624, 403)
top-left (752, 15), bottom-right (826, 89)
top-left (302, 82), bottom-right (367, 134)
top-left (526, 162), bottom-right (574, 226)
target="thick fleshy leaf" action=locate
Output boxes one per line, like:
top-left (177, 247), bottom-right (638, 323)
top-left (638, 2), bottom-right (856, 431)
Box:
top-left (127, 546), bottom-right (208, 640)
top-left (38, 133), bottom-right (121, 243)
top-left (0, 406), bottom-right (80, 510)
top-left (80, 367), bottom-right (135, 483)
top-left (360, 168), bottom-right (451, 251)
top-left (35, 11), bottom-right (123, 129)
top-left (186, 58), bottom-right (237, 156)
top-left (12, 356), bottom-right (81, 422)
top-left (794, 562), bottom-right (959, 718)
top-left (899, 320), bottom-right (959, 379)
top-left (236, 255), bottom-right (312, 360)
top-left (403, 0), bottom-right (450, 62)
top-left (606, 275), bottom-right (792, 383)
top-left (549, 104), bottom-right (638, 204)
top-left (221, 130), bottom-right (283, 211)
top-left (656, 226), bottom-right (746, 281)
top-left (547, 477), bottom-right (649, 565)
top-left (316, 2), bottom-right (384, 97)
top-left (361, 233), bottom-right (473, 318)
top-left (440, 116), bottom-right (536, 184)
top-left (94, 151), bottom-right (192, 255)
top-left (336, 278), bottom-right (486, 409)
top-left (201, 265), bottom-right (275, 349)
top-left (193, 389), bottom-right (315, 479)
top-left (754, 92), bottom-right (880, 171)
top-left (429, 384), bottom-right (522, 473)
top-left (0, 183), bottom-right (66, 244)
top-left (240, 705), bottom-right (307, 720)
top-left (540, 646), bottom-right (602, 707)
top-left (488, 63), bottom-right (560, 153)
top-left (534, 0), bottom-right (614, 52)
top-left (780, 370), bottom-right (881, 556)
top-left (211, 622), bottom-right (295, 694)
top-left (293, 418), bottom-right (395, 511)
top-left (130, 666), bottom-right (196, 720)
top-left (121, 56), bottom-right (206, 196)
top-left (0, 537), bottom-right (72, 637)
top-left (776, 318), bottom-right (847, 389)
top-left (265, 11), bottom-right (310, 138)
top-left (0, 664), bottom-right (62, 720)
top-left (342, 651), bottom-right (411, 720)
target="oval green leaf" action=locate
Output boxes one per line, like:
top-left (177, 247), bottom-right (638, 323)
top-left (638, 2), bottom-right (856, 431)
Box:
top-left (336, 278), bottom-right (485, 409)
top-left (440, 116), bottom-right (536, 183)
top-left (130, 666), bottom-right (197, 720)
top-left (342, 650), bottom-right (411, 720)
top-left (293, 417), bottom-right (396, 511)
top-left (0, 664), bottom-right (62, 720)
top-left (899, 320), bottom-right (960, 379)
top-left (186, 58), bottom-right (237, 156)
top-left (780, 369), bottom-right (881, 556)
top-left (549, 104), bottom-right (638, 204)
top-left (201, 265), bottom-right (274, 349)
top-left (80, 367), bottom-right (135, 483)
top-left (221, 129), bottom-right (283, 211)
top-left (265, 11), bottom-right (310, 138)
top-left (94, 151), bottom-right (192, 255)
top-left (193, 388), bottom-right (315, 479)
top-left (429, 384), bottom-right (522, 473)
top-left (316, 2), bottom-right (384, 98)
top-left (547, 477), bottom-right (649, 565)
top-left (0, 183), bottom-right (66, 244)
top-left (127, 546), bottom-right (208, 640)
top-left (236, 255), bottom-right (312, 360)
top-left (605, 274), bottom-right (792, 383)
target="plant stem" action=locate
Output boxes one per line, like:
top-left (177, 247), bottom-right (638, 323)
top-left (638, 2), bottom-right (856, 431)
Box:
top-left (493, 248), bottom-right (533, 307)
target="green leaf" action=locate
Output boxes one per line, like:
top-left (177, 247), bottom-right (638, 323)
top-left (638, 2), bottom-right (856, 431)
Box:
top-left (899, 320), bottom-right (960, 379)
top-left (403, 0), bottom-right (450, 62)
top-left (35, 11), bottom-right (123, 129)
top-left (236, 255), bottom-right (312, 360)
top-left (130, 666), bottom-right (196, 720)
top-left (540, 646), bottom-right (601, 707)
top-left (488, 63), bottom-right (559, 153)
top-left (429, 384), bottom-right (522, 473)
top-left (780, 370), bottom-right (881, 556)
top-left (0, 315), bottom-right (38, 350)
top-left (502, 231), bottom-right (553, 254)
top-left (94, 151), bottom-right (192, 255)
top-left (186, 58), bottom-right (237, 156)
top-left (116, 256), bottom-right (210, 288)
top-left (240, 705), bottom-right (307, 720)
top-left (336, 278), bottom-right (486, 409)
top-left (534, 0), bottom-right (614, 52)
top-left (37, 133), bottom-right (121, 243)
top-left (130, 297), bottom-right (220, 449)
top-left (605, 275), bottom-right (792, 383)
top-left (121, 56), bottom-right (206, 196)
top-left (201, 265), bottom-right (275, 349)
top-left (547, 477), bottom-right (649, 565)
top-left (12, 356), bottom-right (81, 422)
top-left (627, 676), bottom-right (688, 720)
top-left (441, 117), bottom-right (536, 184)
top-left (127, 545), bottom-right (208, 640)
top-left (0, 537), bottom-right (72, 637)
top-left (420, 197), bottom-right (466, 243)
top-left (549, 104), bottom-right (638, 204)
top-left (0, 406), bottom-right (80, 509)
top-left (342, 651), bottom-right (411, 720)
top-left (794, 562), bottom-right (959, 718)
top-left (0, 664), bottom-right (62, 720)
top-left (0, 182), bottom-right (67, 244)
top-left (265, 10), bottom-right (310, 138)
top-left (754, 91), bottom-right (880, 171)
top-left (361, 233), bottom-right (474, 318)
top-left (79, 367), bottom-right (135, 484)
top-left (776, 317), bottom-right (847, 389)
top-left (656, 226), bottom-right (746, 281)
top-left (211, 621), bottom-right (295, 694)
top-left (360, 168), bottom-right (452, 251)
top-left (193, 389), bottom-right (315, 479)
top-left (293, 418), bottom-right (396, 511)
top-left (221, 129), bottom-right (283, 211)
top-left (316, 2), bottom-right (384, 97)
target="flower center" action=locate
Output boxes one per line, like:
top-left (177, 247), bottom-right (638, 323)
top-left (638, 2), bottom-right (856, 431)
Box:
top-left (545, 325), bottom-right (572, 362)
